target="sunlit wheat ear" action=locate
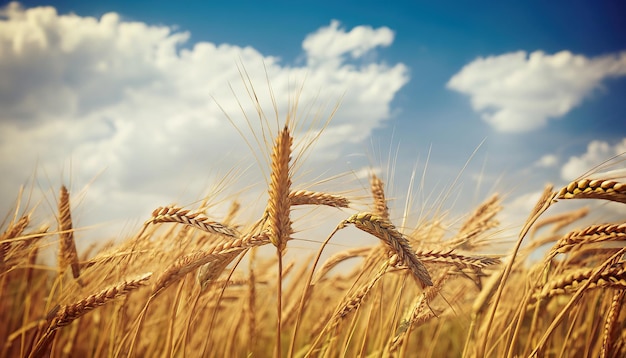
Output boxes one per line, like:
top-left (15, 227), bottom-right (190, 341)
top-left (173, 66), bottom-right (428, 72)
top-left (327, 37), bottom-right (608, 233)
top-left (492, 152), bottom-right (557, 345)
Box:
top-left (331, 259), bottom-right (392, 326)
top-left (451, 193), bottom-right (501, 250)
top-left (601, 289), bottom-right (625, 358)
top-left (196, 251), bottom-right (239, 291)
top-left (147, 206), bottom-right (238, 238)
top-left (196, 202), bottom-right (247, 289)
top-left (370, 174), bottom-right (389, 220)
top-left (58, 185), bottom-right (80, 280)
top-left (45, 272), bottom-right (152, 330)
top-left (535, 264), bottom-right (626, 300)
top-left (556, 178), bottom-right (626, 204)
top-left (341, 212), bottom-right (433, 287)
top-left (550, 223), bottom-right (626, 256)
top-left (389, 271), bottom-right (450, 352)
top-left (0, 214), bottom-right (30, 267)
top-left (414, 248), bottom-right (500, 273)
top-left (223, 200), bottom-right (241, 225)
top-left (288, 190), bottom-right (349, 208)
top-left (153, 231), bottom-right (270, 296)
top-left (266, 125), bottom-right (293, 252)
top-left (31, 272), bottom-right (153, 357)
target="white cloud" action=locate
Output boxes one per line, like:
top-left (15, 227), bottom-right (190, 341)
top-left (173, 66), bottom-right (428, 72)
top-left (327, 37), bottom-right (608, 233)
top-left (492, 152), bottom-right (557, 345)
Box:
top-left (0, 3), bottom-right (409, 237)
top-left (302, 20), bottom-right (394, 67)
top-left (534, 154), bottom-right (558, 168)
top-left (447, 50), bottom-right (626, 132)
top-left (561, 138), bottom-right (626, 181)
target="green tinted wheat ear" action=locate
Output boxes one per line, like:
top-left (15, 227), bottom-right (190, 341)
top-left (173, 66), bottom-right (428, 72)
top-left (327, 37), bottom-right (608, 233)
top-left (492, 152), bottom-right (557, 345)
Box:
top-left (341, 213), bottom-right (432, 287)
top-left (147, 206), bottom-right (238, 238)
top-left (58, 186), bottom-right (80, 279)
top-left (266, 125), bottom-right (293, 251)
top-left (557, 178), bottom-right (626, 204)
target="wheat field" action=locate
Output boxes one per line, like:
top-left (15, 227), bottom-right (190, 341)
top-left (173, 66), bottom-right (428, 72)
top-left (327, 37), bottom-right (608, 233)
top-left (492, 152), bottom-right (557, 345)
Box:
top-left (1, 85), bottom-right (625, 357)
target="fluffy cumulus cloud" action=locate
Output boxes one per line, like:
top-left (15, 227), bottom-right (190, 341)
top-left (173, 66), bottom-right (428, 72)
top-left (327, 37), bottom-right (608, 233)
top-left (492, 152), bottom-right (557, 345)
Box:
top-left (561, 138), bottom-right (626, 181)
top-left (534, 154), bottom-right (558, 168)
top-left (0, 3), bottom-right (409, 236)
top-left (447, 50), bottom-right (626, 132)
top-left (302, 20), bottom-right (394, 66)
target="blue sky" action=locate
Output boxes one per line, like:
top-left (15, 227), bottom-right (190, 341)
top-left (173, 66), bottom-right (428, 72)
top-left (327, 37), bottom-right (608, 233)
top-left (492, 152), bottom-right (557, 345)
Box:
top-left (1, 1), bottom-right (625, 242)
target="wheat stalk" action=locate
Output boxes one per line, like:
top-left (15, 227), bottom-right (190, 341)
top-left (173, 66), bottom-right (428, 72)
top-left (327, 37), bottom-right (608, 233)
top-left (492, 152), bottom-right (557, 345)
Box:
top-left (265, 124), bottom-right (294, 358)
top-left (313, 247), bottom-right (371, 284)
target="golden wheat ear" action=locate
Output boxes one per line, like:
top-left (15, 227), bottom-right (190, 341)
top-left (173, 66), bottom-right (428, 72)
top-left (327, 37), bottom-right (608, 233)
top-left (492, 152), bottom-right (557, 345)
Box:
top-left (556, 178), bottom-right (626, 204)
top-left (370, 174), bottom-right (390, 219)
top-left (58, 185), bottom-right (81, 280)
top-left (288, 190), bottom-right (349, 208)
top-left (342, 213), bottom-right (433, 287)
top-left (0, 214), bottom-right (30, 269)
top-left (266, 125), bottom-right (293, 252)
top-left (147, 206), bottom-right (239, 237)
